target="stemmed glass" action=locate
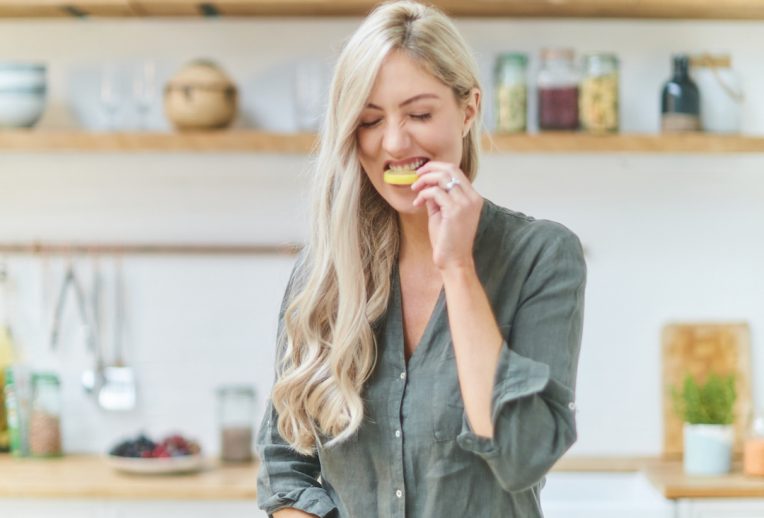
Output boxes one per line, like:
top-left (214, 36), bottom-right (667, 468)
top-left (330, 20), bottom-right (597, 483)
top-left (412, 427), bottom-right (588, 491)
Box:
top-left (132, 60), bottom-right (157, 131)
top-left (99, 64), bottom-right (124, 131)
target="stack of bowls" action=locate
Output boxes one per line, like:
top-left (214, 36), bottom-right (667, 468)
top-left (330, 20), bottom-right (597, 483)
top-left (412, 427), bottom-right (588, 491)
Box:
top-left (0, 63), bottom-right (47, 128)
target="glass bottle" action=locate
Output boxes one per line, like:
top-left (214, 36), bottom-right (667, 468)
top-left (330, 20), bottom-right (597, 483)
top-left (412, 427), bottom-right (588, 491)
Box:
top-left (0, 264), bottom-right (17, 453)
top-left (744, 410), bottom-right (764, 476)
top-left (217, 384), bottom-right (256, 463)
top-left (661, 54), bottom-right (701, 132)
top-left (579, 53), bottom-right (620, 132)
top-left (29, 372), bottom-right (62, 457)
top-left (494, 53), bottom-right (528, 133)
top-left (537, 48), bottom-right (580, 131)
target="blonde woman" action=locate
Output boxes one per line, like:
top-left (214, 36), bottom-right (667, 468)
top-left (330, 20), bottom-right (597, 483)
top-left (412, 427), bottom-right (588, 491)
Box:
top-left (256, 2), bottom-right (586, 517)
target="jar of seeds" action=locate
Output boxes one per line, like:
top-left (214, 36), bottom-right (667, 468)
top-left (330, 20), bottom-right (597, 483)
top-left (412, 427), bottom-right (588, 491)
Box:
top-left (217, 384), bottom-right (256, 463)
top-left (579, 53), bottom-right (620, 132)
top-left (494, 53), bottom-right (528, 133)
top-left (29, 372), bottom-right (62, 457)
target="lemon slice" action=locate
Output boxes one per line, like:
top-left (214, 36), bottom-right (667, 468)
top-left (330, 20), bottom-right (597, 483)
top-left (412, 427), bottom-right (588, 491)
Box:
top-left (383, 169), bottom-right (418, 185)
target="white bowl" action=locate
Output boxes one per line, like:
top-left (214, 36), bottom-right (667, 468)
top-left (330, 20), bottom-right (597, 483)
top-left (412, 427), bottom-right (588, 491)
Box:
top-left (0, 63), bottom-right (46, 90)
top-left (105, 453), bottom-right (205, 475)
top-left (0, 63), bottom-right (47, 128)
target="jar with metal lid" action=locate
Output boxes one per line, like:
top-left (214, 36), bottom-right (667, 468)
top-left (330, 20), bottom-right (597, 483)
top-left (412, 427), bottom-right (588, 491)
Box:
top-left (537, 48), bottom-right (580, 131)
top-left (217, 384), bottom-right (256, 463)
top-left (690, 53), bottom-right (743, 133)
top-left (494, 53), bottom-right (528, 133)
top-left (579, 53), bottom-right (619, 132)
top-left (29, 372), bottom-right (62, 457)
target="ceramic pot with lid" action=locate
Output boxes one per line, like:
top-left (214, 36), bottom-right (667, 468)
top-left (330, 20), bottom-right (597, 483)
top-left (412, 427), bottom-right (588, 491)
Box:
top-left (164, 59), bottom-right (238, 131)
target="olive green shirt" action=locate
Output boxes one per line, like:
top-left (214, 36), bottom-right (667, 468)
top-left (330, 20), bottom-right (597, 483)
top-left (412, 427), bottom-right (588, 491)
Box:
top-left (257, 198), bottom-right (587, 517)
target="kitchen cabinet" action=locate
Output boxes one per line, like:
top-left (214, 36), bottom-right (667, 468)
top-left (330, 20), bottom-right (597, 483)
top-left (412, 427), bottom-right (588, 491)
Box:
top-left (0, 500), bottom-right (266, 518)
top-left (677, 499), bottom-right (764, 518)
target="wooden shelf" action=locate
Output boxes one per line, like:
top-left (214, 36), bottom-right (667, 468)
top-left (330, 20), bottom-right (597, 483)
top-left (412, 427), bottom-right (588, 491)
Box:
top-left (2, 130), bottom-right (764, 154)
top-left (2, 0), bottom-right (764, 19)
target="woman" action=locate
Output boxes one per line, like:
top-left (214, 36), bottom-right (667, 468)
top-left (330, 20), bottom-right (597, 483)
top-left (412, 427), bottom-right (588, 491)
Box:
top-left (256, 2), bottom-right (586, 517)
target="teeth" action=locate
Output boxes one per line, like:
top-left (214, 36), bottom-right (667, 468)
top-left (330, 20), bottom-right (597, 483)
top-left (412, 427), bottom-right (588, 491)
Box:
top-left (389, 159), bottom-right (425, 171)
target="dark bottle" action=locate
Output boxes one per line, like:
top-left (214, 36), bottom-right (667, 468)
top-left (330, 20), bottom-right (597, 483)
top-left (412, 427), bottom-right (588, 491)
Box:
top-left (661, 54), bottom-right (700, 132)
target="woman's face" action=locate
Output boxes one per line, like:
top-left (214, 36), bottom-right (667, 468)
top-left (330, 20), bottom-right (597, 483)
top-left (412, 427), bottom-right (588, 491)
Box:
top-left (356, 50), bottom-right (478, 215)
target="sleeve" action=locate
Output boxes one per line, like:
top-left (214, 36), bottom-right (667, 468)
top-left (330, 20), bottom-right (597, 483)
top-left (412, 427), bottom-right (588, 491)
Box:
top-left (256, 258), bottom-right (338, 518)
top-left (456, 226), bottom-right (587, 493)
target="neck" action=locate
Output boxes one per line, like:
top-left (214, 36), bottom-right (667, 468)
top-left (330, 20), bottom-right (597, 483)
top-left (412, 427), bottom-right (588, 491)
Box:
top-left (397, 210), bottom-right (433, 268)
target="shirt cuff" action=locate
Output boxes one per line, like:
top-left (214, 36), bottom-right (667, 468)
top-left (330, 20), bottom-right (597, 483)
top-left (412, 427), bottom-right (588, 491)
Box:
top-left (261, 486), bottom-right (338, 518)
top-left (456, 344), bottom-right (551, 458)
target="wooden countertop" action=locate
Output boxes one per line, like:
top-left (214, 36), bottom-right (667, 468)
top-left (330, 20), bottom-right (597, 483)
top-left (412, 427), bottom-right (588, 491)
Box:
top-left (644, 459), bottom-right (764, 499)
top-left (5, 453), bottom-right (764, 500)
top-left (0, 454), bottom-right (258, 500)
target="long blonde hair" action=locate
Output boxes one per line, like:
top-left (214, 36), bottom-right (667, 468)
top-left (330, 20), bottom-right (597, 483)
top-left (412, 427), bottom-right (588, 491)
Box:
top-left (271, 0), bottom-right (483, 455)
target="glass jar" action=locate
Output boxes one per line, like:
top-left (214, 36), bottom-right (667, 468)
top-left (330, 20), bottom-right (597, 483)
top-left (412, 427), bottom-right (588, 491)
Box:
top-left (29, 372), bottom-right (62, 457)
top-left (217, 384), bottom-right (256, 463)
top-left (690, 53), bottom-right (743, 133)
top-left (579, 53), bottom-right (619, 132)
top-left (744, 410), bottom-right (764, 476)
top-left (537, 48), bottom-right (580, 131)
top-left (494, 53), bottom-right (528, 133)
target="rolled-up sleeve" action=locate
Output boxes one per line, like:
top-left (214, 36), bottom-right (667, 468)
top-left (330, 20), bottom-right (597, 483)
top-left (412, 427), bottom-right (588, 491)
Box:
top-left (256, 258), bottom-right (338, 518)
top-left (256, 401), bottom-right (337, 517)
top-left (456, 227), bottom-right (587, 493)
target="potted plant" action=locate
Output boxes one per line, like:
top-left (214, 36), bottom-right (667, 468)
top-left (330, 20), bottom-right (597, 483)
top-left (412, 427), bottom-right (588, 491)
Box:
top-left (672, 373), bottom-right (736, 475)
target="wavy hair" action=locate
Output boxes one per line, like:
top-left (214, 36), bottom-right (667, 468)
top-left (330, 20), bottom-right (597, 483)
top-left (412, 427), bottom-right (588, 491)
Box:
top-left (271, 0), bottom-right (483, 455)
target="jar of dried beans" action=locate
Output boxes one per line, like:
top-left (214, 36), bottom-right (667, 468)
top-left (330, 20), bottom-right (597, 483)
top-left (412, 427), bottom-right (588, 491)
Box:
top-left (537, 48), bottom-right (580, 131)
top-left (494, 53), bottom-right (528, 133)
top-left (579, 53), bottom-right (619, 132)
top-left (29, 372), bottom-right (62, 457)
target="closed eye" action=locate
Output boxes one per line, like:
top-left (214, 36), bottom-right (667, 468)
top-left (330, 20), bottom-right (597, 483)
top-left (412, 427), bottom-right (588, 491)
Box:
top-left (358, 119), bottom-right (382, 129)
top-left (411, 113), bottom-right (431, 121)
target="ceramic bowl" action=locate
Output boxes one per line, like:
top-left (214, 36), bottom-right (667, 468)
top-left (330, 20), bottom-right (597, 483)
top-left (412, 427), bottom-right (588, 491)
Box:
top-left (0, 63), bottom-right (47, 128)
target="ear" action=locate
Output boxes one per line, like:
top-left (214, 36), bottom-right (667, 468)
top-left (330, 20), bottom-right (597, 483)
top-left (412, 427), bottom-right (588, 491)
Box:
top-left (462, 87), bottom-right (481, 137)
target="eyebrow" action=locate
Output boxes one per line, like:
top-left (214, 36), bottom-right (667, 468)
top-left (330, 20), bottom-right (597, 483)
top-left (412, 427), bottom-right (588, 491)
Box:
top-left (365, 93), bottom-right (440, 110)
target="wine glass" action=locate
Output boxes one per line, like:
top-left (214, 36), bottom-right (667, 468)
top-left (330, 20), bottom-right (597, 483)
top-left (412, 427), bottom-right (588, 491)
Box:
top-left (131, 60), bottom-right (158, 131)
top-left (99, 64), bottom-right (124, 131)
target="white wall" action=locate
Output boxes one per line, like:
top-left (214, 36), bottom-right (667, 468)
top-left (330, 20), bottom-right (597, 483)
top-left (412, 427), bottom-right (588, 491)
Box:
top-left (1, 16), bottom-right (763, 458)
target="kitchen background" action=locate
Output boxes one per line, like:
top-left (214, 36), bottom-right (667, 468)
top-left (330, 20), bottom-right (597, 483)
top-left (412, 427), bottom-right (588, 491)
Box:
top-left (0, 1), bottom-right (763, 495)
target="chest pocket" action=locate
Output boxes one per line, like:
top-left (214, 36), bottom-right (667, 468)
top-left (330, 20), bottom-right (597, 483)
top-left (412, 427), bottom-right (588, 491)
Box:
top-left (432, 324), bottom-right (512, 442)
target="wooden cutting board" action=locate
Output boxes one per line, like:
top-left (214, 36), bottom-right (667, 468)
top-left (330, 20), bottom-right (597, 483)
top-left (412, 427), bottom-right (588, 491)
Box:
top-left (662, 322), bottom-right (752, 458)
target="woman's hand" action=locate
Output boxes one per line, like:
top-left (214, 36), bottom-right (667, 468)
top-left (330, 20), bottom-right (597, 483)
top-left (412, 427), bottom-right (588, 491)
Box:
top-left (411, 161), bottom-right (484, 271)
top-left (273, 509), bottom-right (319, 518)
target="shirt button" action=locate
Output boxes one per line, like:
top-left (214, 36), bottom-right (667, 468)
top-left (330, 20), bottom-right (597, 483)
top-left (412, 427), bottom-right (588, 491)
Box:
top-left (568, 402), bottom-right (576, 411)
top-left (395, 430), bottom-right (401, 438)
top-left (395, 489), bottom-right (403, 498)
top-left (400, 372), bottom-right (406, 380)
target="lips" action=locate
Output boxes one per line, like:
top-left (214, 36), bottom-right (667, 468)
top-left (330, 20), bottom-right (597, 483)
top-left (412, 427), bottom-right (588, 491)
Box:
top-left (384, 157), bottom-right (430, 171)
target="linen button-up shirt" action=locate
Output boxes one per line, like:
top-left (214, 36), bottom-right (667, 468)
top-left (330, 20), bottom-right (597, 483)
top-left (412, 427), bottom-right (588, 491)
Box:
top-left (257, 198), bottom-right (587, 517)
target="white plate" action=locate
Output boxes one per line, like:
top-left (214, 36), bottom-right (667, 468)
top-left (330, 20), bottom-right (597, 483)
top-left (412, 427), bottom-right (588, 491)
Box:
top-left (105, 453), bottom-right (205, 475)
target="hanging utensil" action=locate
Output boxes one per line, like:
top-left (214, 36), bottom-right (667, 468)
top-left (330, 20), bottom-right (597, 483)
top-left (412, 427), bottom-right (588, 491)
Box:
top-left (50, 256), bottom-right (95, 353)
top-left (96, 255), bottom-right (136, 411)
top-left (81, 257), bottom-right (105, 397)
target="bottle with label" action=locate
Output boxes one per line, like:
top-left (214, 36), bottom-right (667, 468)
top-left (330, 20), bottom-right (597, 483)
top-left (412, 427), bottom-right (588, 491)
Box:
top-left (494, 53), bottom-right (528, 133)
top-left (537, 48), bottom-right (580, 131)
top-left (661, 54), bottom-right (701, 132)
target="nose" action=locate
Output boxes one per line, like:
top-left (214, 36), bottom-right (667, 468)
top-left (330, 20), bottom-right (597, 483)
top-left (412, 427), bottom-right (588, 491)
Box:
top-left (381, 120), bottom-right (411, 157)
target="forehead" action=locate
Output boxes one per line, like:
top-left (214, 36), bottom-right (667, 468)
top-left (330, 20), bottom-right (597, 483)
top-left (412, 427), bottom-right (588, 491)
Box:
top-left (365, 50), bottom-right (449, 106)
